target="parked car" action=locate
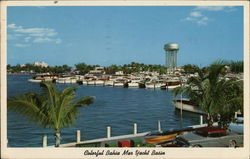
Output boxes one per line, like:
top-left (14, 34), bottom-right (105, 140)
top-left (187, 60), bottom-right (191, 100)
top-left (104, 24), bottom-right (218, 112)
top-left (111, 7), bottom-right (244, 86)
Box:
top-left (173, 126), bottom-right (243, 147)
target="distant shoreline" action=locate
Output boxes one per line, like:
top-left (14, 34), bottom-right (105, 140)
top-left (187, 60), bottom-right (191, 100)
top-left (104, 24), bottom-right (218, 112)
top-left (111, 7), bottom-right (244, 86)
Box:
top-left (7, 73), bottom-right (33, 75)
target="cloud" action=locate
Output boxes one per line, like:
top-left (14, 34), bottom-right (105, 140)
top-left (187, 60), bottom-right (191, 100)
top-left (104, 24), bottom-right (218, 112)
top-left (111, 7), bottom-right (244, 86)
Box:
top-left (7, 34), bottom-right (24, 40)
top-left (182, 6), bottom-right (236, 26)
top-left (14, 28), bottom-right (58, 37)
top-left (14, 44), bottom-right (30, 47)
top-left (24, 37), bottom-right (32, 42)
top-left (8, 24), bottom-right (58, 37)
top-left (183, 11), bottom-right (210, 25)
top-left (190, 11), bottom-right (202, 17)
top-left (8, 23), bottom-right (22, 29)
top-left (8, 23), bottom-right (62, 45)
top-left (195, 6), bottom-right (237, 12)
top-left (33, 37), bottom-right (62, 44)
top-left (197, 16), bottom-right (209, 25)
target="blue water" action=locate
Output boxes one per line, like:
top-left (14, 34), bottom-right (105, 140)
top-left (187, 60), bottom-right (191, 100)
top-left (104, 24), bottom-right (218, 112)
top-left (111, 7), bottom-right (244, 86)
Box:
top-left (7, 74), bottom-right (200, 147)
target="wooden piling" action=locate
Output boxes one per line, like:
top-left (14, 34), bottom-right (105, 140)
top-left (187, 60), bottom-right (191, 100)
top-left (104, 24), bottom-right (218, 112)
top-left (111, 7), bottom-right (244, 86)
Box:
top-left (158, 120), bottom-right (162, 132)
top-left (76, 130), bottom-right (81, 143)
top-left (200, 115), bottom-right (203, 125)
top-left (133, 123), bottom-right (137, 135)
top-left (107, 126), bottom-right (111, 138)
top-left (43, 135), bottom-right (47, 147)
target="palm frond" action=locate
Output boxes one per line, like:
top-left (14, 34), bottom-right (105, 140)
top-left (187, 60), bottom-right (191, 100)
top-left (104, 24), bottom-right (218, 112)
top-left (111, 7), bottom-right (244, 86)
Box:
top-left (8, 93), bottom-right (48, 126)
top-left (74, 96), bottom-right (94, 107)
top-left (8, 82), bottom-right (95, 146)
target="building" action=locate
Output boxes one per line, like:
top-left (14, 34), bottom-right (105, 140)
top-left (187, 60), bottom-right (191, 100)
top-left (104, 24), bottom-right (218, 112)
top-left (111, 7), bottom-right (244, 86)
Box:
top-left (89, 67), bottom-right (105, 74)
top-left (115, 71), bottom-right (124, 75)
top-left (33, 61), bottom-right (48, 68)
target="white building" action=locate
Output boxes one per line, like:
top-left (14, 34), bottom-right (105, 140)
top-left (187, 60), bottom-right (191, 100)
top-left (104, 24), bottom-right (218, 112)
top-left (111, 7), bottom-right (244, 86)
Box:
top-left (89, 67), bottom-right (105, 74)
top-left (115, 71), bottom-right (124, 75)
top-left (33, 61), bottom-right (48, 68)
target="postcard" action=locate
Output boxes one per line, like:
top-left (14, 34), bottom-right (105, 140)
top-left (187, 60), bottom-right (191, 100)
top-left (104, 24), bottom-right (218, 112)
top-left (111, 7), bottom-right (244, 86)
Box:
top-left (1, 0), bottom-right (249, 159)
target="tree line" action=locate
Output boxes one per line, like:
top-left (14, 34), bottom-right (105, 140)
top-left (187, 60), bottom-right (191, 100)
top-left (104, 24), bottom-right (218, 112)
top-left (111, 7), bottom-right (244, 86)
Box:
top-left (7, 60), bottom-right (243, 74)
top-left (182, 60), bottom-right (243, 74)
top-left (7, 64), bottom-right (71, 74)
top-left (7, 62), bottom-right (168, 75)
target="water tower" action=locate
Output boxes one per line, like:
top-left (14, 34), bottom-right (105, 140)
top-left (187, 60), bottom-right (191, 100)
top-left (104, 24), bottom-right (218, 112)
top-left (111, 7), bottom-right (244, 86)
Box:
top-left (164, 43), bottom-right (179, 73)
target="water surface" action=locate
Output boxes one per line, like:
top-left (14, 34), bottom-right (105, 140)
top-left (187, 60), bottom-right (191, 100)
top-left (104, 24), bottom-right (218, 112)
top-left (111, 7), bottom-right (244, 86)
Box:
top-left (7, 74), bottom-right (200, 147)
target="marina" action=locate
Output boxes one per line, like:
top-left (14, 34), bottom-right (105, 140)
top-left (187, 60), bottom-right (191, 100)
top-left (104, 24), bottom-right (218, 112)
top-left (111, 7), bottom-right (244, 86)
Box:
top-left (7, 74), bottom-right (201, 147)
top-left (27, 69), bottom-right (186, 90)
top-left (8, 74), bottom-right (243, 147)
top-left (4, 5), bottom-right (246, 159)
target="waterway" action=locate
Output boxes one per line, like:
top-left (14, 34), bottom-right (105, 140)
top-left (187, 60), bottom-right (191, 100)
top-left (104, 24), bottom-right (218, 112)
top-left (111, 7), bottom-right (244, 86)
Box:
top-left (7, 74), bottom-right (200, 147)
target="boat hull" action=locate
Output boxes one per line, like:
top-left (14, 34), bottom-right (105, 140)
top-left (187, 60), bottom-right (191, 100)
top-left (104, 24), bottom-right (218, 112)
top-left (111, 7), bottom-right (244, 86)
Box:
top-left (128, 83), bottom-right (139, 87)
top-left (174, 100), bottom-right (206, 115)
top-left (145, 133), bottom-right (178, 144)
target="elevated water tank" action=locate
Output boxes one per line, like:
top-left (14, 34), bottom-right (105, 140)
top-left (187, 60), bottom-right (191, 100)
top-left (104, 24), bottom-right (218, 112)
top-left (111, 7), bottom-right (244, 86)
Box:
top-left (164, 43), bottom-right (179, 51)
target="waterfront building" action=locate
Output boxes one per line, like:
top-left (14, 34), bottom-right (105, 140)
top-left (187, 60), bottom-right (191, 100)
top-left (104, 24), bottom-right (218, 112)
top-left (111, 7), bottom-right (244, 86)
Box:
top-left (115, 71), bottom-right (124, 75)
top-left (89, 67), bottom-right (105, 74)
top-left (33, 61), bottom-right (49, 68)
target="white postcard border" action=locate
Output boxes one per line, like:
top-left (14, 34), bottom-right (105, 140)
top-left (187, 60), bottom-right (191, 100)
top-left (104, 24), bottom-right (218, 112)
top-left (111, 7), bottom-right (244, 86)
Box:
top-left (1, 1), bottom-right (249, 159)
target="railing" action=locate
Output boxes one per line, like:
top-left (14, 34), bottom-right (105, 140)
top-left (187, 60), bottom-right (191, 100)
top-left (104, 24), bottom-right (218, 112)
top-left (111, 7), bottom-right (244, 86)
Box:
top-left (43, 120), bottom-right (163, 147)
top-left (43, 116), bottom-right (206, 147)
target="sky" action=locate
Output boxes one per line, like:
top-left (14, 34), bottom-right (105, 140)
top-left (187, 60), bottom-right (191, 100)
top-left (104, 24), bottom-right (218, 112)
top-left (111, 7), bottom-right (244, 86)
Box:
top-left (7, 6), bottom-right (243, 67)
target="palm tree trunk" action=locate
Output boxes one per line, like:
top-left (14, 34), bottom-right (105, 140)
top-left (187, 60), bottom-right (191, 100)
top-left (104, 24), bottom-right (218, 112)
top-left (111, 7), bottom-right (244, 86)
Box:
top-left (54, 129), bottom-right (61, 147)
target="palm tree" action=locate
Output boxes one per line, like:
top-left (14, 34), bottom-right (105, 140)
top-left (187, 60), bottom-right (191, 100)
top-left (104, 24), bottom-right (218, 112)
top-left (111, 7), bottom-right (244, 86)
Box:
top-left (173, 67), bottom-right (206, 107)
top-left (8, 82), bottom-right (94, 147)
top-left (173, 61), bottom-right (243, 128)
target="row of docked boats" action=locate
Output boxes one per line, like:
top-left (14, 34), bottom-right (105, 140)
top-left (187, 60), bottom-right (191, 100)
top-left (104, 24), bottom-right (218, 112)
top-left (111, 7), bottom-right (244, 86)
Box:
top-left (28, 73), bottom-right (183, 89)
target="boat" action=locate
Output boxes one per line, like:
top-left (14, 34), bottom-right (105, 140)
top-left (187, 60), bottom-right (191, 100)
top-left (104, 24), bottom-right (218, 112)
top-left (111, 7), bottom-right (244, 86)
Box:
top-left (57, 77), bottom-right (77, 84)
top-left (127, 77), bottom-right (142, 87)
top-left (87, 80), bottom-right (96, 85)
top-left (128, 82), bottom-right (139, 87)
top-left (173, 99), bottom-right (206, 114)
top-left (104, 80), bottom-right (114, 86)
top-left (166, 85), bottom-right (181, 89)
top-left (138, 82), bottom-right (146, 88)
top-left (28, 78), bottom-right (43, 83)
top-left (144, 127), bottom-right (194, 144)
top-left (95, 80), bottom-right (105, 85)
top-left (113, 82), bottom-right (125, 87)
top-left (145, 82), bottom-right (165, 89)
top-left (113, 77), bottom-right (128, 87)
top-left (145, 133), bottom-right (178, 144)
top-left (165, 81), bottom-right (182, 89)
top-left (28, 74), bottom-right (58, 83)
top-left (82, 80), bottom-right (88, 85)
